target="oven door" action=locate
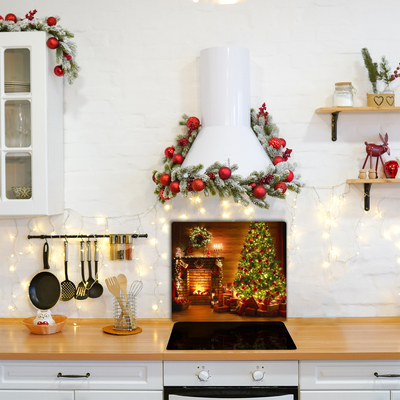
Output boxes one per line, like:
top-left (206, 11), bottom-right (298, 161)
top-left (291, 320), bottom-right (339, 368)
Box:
top-left (164, 387), bottom-right (298, 400)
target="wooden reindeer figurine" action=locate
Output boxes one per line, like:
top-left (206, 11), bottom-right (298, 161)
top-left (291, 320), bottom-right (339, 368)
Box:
top-left (362, 133), bottom-right (390, 178)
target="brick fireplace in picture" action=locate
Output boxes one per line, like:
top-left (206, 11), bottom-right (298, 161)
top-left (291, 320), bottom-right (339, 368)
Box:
top-left (174, 257), bottom-right (224, 305)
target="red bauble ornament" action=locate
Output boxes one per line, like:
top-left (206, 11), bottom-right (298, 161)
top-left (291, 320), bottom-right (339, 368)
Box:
top-left (253, 186), bottom-right (266, 199)
top-left (385, 160), bottom-right (399, 178)
top-left (273, 156), bottom-right (283, 165)
top-left (159, 174), bottom-right (171, 186)
top-left (186, 116), bottom-right (200, 131)
top-left (46, 37), bottom-right (59, 49)
top-left (249, 182), bottom-right (256, 188)
top-left (274, 182), bottom-right (287, 194)
top-left (152, 174), bottom-right (158, 184)
top-left (219, 167), bottom-right (231, 180)
top-left (47, 16), bottom-right (57, 26)
top-left (169, 181), bottom-right (181, 193)
top-left (5, 13), bottom-right (17, 23)
top-left (192, 179), bottom-right (205, 192)
top-left (0, 16), bottom-right (4, 21)
top-left (268, 137), bottom-right (282, 150)
top-left (280, 138), bottom-right (286, 148)
top-left (164, 146), bottom-right (174, 158)
top-left (172, 153), bottom-right (184, 164)
top-left (285, 170), bottom-right (294, 182)
top-left (159, 189), bottom-right (171, 201)
top-left (54, 65), bottom-right (64, 77)
top-left (63, 52), bottom-right (72, 61)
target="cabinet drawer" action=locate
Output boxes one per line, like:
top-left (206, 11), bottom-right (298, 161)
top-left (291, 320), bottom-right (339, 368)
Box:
top-left (0, 391), bottom-right (74, 400)
top-left (76, 390), bottom-right (163, 400)
top-left (0, 360), bottom-right (162, 390)
top-left (300, 391), bottom-right (389, 400)
top-left (300, 361), bottom-right (400, 390)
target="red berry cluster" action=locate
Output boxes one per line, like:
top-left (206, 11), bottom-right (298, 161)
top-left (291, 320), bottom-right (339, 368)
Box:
top-left (24, 9), bottom-right (37, 20)
top-left (256, 174), bottom-right (274, 185)
top-left (391, 64), bottom-right (400, 81)
top-left (258, 102), bottom-right (269, 125)
top-left (178, 138), bottom-right (188, 146)
top-left (187, 177), bottom-right (194, 191)
top-left (207, 173), bottom-right (215, 180)
top-left (282, 148), bottom-right (292, 161)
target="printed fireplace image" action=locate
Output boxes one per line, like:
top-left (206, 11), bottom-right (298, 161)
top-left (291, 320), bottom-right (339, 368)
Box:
top-left (171, 221), bottom-right (287, 321)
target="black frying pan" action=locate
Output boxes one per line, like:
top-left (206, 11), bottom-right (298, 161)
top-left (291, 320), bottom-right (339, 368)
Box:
top-left (28, 242), bottom-right (61, 310)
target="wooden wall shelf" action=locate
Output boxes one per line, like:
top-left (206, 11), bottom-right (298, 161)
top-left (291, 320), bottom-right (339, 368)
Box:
top-left (315, 107), bottom-right (400, 141)
top-left (346, 178), bottom-right (400, 211)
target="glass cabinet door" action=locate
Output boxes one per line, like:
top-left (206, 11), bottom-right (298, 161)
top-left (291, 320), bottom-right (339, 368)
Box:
top-left (4, 48), bottom-right (30, 93)
top-left (5, 100), bottom-right (31, 148)
top-left (5, 153), bottom-right (32, 199)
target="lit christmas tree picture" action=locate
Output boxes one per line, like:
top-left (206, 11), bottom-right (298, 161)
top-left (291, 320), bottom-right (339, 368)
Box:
top-left (232, 222), bottom-right (286, 317)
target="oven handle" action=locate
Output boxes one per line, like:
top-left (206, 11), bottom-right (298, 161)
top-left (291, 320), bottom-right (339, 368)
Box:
top-left (374, 372), bottom-right (400, 378)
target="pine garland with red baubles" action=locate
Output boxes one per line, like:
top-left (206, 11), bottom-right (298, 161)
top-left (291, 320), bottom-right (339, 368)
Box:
top-left (0, 10), bottom-right (79, 84)
top-left (152, 103), bottom-right (304, 209)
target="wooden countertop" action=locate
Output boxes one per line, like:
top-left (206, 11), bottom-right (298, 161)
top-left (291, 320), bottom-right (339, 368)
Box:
top-left (2, 317), bottom-right (400, 361)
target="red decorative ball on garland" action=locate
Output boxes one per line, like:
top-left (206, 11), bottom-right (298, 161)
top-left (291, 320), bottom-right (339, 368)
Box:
top-left (164, 146), bottom-right (175, 158)
top-left (192, 179), bottom-right (205, 192)
top-left (172, 153), bottom-right (184, 164)
top-left (0, 16), bottom-right (4, 21)
top-left (47, 16), bottom-right (57, 26)
top-left (54, 65), bottom-right (64, 77)
top-left (219, 167), bottom-right (231, 180)
top-left (285, 170), bottom-right (294, 182)
top-left (159, 189), bottom-right (171, 201)
top-left (46, 37), bottom-right (59, 49)
top-left (152, 174), bottom-right (158, 184)
top-left (268, 137), bottom-right (282, 150)
top-left (273, 156), bottom-right (283, 165)
top-left (253, 186), bottom-right (267, 199)
top-left (187, 116), bottom-right (200, 131)
top-left (280, 138), bottom-right (286, 148)
top-left (274, 182), bottom-right (287, 194)
top-left (249, 182), bottom-right (256, 188)
top-left (5, 13), bottom-right (17, 23)
top-left (159, 174), bottom-right (171, 186)
top-left (169, 181), bottom-right (180, 193)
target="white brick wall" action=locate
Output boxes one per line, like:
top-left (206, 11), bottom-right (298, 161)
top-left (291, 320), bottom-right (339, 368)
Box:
top-left (2, 0), bottom-right (400, 319)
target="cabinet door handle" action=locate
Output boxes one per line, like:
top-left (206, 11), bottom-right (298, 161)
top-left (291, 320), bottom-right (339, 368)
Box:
top-left (57, 372), bottom-right (90, 378)
top-left (374, 372), bottom-right (400, 378)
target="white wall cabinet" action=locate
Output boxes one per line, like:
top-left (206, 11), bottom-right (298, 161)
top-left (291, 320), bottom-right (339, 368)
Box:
top-left (300, 360), bottom-right (400, 400)
top-left (0, 31), bottom-right (63, 216)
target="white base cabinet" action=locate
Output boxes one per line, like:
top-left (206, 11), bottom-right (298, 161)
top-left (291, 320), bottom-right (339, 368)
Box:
top-left (0, 360), bottom-right (162, 400)
top-left (300, 360), bottom-right (400, 400)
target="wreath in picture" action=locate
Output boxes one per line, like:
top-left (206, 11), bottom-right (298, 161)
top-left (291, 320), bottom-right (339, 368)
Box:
top-left (0, 10), bottom-right (79, 84)
top-left (189, 226), bottom-right (212, 249)
top-left (152, 103), bottom-right (304, 209)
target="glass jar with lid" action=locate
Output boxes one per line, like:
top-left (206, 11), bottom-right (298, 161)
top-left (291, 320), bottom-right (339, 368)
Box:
top-left (333, 82), bottom-right (355, 107)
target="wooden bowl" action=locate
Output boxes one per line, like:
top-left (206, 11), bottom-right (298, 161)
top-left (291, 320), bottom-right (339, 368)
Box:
top-left (22, 315), bottom-right (67, 335)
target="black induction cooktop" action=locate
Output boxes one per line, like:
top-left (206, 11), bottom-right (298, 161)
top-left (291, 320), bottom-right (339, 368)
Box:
top-left (166, 321), bottom-right (296, 350)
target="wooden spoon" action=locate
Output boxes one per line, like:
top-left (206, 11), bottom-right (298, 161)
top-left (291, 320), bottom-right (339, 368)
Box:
top-left (117, 274), bottom-right (128, 302)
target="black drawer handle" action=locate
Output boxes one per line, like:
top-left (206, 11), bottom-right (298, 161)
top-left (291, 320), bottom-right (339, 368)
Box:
top-left (57, 373), bottom-right (90, 379)
top-left (374, 372), bottom-right (400, 378)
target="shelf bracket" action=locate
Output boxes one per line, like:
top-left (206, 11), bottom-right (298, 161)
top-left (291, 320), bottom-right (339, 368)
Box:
top-left (331, 111), bottom-right (341, 141)
top-left (364, 183), bottom-right (372, 211)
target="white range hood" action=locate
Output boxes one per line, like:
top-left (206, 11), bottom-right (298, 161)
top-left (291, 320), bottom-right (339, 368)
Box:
top-left (181, 46), bottom-right (272, 177)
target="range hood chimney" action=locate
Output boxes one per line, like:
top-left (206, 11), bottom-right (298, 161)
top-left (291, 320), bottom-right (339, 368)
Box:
top-left (182, 47), bottom-right (272, 176)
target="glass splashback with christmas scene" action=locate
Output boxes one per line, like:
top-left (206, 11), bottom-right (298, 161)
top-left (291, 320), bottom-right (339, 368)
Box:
top-left (171, 221), bottom-right (287, 321)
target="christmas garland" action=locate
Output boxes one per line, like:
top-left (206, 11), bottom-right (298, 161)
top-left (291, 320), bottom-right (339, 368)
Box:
top-left (152, 103), bottom-right (304, 209)
top-left (0, 11), bottom-right (79, 84)
top-left (189, 226), bottom-right (212, 249)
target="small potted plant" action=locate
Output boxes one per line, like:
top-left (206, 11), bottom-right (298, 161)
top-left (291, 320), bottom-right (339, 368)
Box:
top-left (361, 48), bottom-right (398, 107)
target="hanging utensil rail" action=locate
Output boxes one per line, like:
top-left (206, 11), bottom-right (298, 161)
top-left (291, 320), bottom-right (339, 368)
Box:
top-left (27, 233), bottom-right (148, 240)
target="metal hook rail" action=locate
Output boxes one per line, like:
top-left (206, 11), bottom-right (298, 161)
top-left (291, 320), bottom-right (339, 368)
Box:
top-left (27, 233), bottom-right (148, 240)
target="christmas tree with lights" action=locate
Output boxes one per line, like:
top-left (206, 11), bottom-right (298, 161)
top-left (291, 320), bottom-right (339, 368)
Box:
top-left (233, 222), bottom-right (286, 302)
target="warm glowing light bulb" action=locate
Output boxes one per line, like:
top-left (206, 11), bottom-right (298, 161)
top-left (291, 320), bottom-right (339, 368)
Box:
top-left (152, 239), bottom-right (157, 245)
top-left (9, 266), bottom-right (15, 272)
top-left (152, 305), bottom-right (159, 311)
top-left (181, 214), bottom-right (188, 220)
top-left (164, 204), bottom-right (171, 211)
top-left (200, 208), bottom-right (205, 213)
top-left (161, 254), bottom-right (167, 259)
top-left (323, 262), bottom-right (330, 268)
top-left (322, 233), bottom-right (330, 239)
top-left (195, 197), bottom-right (201, 203)
top-left (160, 218), bottom-right (166, 223)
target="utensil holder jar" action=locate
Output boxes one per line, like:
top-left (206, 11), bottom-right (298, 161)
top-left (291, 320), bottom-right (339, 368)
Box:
top-left (113, 293), bottom-right (137, 331)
